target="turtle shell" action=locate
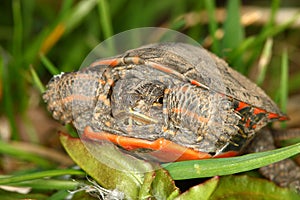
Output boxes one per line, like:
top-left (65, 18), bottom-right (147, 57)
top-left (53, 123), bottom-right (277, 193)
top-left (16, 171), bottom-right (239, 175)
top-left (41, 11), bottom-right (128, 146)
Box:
top-left (43, 42), bottom-right (287, 160)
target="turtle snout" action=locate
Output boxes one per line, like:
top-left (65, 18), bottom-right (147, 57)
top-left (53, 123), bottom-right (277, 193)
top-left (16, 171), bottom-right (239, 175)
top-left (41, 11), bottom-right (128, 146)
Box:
top-left (43, 72), bottom-right (74, 124)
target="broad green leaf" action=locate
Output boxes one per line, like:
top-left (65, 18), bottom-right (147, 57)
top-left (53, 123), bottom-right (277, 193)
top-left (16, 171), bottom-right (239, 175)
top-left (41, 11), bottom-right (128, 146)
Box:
top-left (210, 175), bottom-right (299, 200)
top-left (60, 132), bottom-right (151, 199)
top-left (151, 169), bottom-right (180, 200)
top-left (72, 190), bottom-right (97, 200)
top-left (139, 171), bottom-right (156, 199)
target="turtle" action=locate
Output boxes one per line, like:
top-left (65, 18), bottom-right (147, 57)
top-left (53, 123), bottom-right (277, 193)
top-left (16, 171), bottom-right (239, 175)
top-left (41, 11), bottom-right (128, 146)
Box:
top-left (43, 42), bottom-right (300, 192)
top-left (43, 42), bottom-right (288, 162)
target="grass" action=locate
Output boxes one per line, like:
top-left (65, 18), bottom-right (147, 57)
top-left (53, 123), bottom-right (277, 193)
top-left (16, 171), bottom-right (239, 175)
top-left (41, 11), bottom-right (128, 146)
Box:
top-left (0, 0), bottom-right (300, 199)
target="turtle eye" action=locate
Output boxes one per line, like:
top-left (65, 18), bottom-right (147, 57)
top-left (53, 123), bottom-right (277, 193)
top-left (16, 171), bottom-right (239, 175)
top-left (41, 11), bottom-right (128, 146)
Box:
top-left (153, 96), bottom-right (164, 106)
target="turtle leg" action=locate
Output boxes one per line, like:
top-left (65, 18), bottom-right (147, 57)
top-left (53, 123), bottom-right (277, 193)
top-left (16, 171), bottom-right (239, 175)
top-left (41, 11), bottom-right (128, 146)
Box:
top-left (246, 128), bottom-right (300, 193)
top-left (82, 126), bottom-right (212, 162)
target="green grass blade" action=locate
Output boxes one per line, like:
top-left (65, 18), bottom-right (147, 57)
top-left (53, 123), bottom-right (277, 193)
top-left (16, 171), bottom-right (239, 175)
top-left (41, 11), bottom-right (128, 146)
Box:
top-left (222, 0), bottom-right (245, 70)
top-left (228, 11), bottom-right (300, 71)
top-left (29, 66), bottom-right (45, 93)
top-left (222, 0), bottom-right (244, 56)
top-left (59, 0), bottom-right (74, 17)
top-left (162, 142), bottom-right (300, 180)
top-left (97, 0), bottom-right (114, 39)
top-left (6, 179), bottom-right (80, 190)
top-left (0, 169), bottom-right (85, 185)
top-left (256, 38), bottom-right (273, 85)
top-left (289, 72), bottom-right (300, 93)
top-left (39, 53), bottom-right (60, 75)
top-left (264, 0), bottom-right (280, 29)
top-left (204, 0), bottom-right (220, 55)
top-left (12, 0), bottom-right (22, 60)
top-left (0, 51), bottom-right (19, 140)
top-left (280, 49), bottom-right (288, 113)
top-left (64, 0), bottom-right (98, 34)
top-left (48, 190), bottom-right (72, 200)
top-left (97, 0), bottom-right (115, 54)
top-left (279, 49), bottom-right (288, 128)
top-left (0, 140), bottom-right (54, 168)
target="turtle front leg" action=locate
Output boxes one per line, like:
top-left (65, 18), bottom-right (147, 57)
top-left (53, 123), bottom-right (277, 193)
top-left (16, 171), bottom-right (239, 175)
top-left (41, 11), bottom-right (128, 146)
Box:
top-left (246, 128), bottom-right (300, 192)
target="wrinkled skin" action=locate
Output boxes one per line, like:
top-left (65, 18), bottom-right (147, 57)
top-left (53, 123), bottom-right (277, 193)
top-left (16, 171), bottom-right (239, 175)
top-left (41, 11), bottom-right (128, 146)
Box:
top-left (43, 43), bottom-right (299, 191)
top-left (246, 128), bottom-right (300, 192)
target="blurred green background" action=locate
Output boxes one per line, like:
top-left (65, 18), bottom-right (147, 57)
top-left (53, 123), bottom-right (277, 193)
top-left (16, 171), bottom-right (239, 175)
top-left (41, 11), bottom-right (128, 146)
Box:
top-left (0, 0), bottom-right (300, 198)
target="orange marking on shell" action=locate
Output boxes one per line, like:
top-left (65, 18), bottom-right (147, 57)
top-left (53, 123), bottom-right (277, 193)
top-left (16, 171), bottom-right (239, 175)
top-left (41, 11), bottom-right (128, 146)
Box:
top-left (236, 101), bottom-right (250, 111)
top-left (253, 107), bottom-right (266, 115)
top-left (245, 119), bottom-right (251, 128)
top-left (61, 94), bottom-right (94, 103)
top-left (98, 95), bottom-right (110, 106)
top-left (98, 79), bottom-right (106, 85)
top-left (278, 115), bottom-right (289, 121)
top-left (83, 126), bottom-right (212, 162)
top-left (190, 80), bottom-right (202, 86)
top-left (107, 79), bottom-right (114, 86)
top-left (268, 112), bottom-right (286, 120)
top-left (131, 57), bottom-right (143, 64)
top-left (90, 58), bottom-right (121, 67)
top-left (149, 62), bottom-right (173, 74)
top-left (110, 59), bottom-right (121, 67)
top-left (164, 88), bottom-right (171, 94)
top-left (214, 151), bottom-right (239, 158)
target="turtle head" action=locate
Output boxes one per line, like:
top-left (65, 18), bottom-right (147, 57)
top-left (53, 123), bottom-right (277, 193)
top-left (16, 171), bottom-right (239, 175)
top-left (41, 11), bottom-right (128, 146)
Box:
top-left (43, 72), bottom-right (75, 125)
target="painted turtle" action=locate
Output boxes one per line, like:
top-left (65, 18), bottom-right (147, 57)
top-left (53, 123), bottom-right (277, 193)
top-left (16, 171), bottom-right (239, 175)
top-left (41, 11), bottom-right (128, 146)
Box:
top-left (43, 42), bottom-right (288, 162)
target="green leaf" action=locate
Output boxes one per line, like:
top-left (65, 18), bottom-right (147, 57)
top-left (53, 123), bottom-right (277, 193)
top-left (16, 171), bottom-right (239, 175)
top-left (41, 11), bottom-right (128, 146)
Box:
top-left (64, 0), bottom-right (98, 34)
top-left (256, 38), bottom-right (273, 86)
top-left (222, 0), bottom-right (244, 55)
top-left (48, 190), bottom-right (71, 200)
top-left (60, 132), bottom-right (150, 199)
top-left (162, 142), bottom-right (300, 180)
top-left (210, 175), bottom-right (299, 200)
top-left (204, 0), bottom-right (220, 55)
top-left (0, 140), bottom-right (54, 168)
top-left (97, 0), bottom-right (114, 39)
top-left (0, 169), bottom-right (84, 185)
top-left (151, 169), bottom-right (180, 200)
top-left (139, 171), bottom-right (156, 199)
top-left (30, 65), bottom-right (45, 93)
top-left (279, 49), bottom-right (289, 114)
top-left (39, 53), bottom-right (60, 75)
top-left (175, 176), bottom-right (219, 200)
top-left (6, 179), bottom-right (79, 190)
top-left (0, 190), bottom-right (48, 200)
top-left (228, 11), bottom-right (300, 66)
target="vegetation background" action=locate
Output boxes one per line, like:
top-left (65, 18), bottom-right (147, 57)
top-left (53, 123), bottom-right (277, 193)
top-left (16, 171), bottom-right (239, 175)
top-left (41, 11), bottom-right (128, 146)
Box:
top-left (0, 0), bottom-right (300, 199)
